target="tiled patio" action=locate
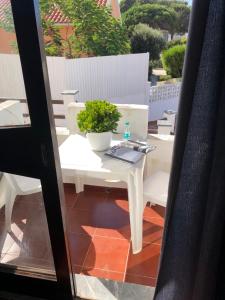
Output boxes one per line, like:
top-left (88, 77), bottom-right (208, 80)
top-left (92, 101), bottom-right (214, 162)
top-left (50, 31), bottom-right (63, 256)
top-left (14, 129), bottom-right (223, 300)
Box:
top-left (0, 184), bottom-right (165, 287)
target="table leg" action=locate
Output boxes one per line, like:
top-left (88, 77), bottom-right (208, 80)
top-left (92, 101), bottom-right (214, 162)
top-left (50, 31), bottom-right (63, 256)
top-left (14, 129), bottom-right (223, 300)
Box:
top-left (74, 176), bottom-right (84, 194)
top-left (127, 171), bottom-right (143, 254)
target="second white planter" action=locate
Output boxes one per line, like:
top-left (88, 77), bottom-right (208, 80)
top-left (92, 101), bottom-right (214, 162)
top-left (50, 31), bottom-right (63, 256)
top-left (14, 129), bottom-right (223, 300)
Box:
top-left (86, 132), bottom-right (112, 151)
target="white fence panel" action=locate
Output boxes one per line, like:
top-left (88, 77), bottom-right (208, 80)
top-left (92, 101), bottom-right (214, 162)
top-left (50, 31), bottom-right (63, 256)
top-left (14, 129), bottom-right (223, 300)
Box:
top-left (0, 54), bottom-right (26, 99)
top-left (65, 53), bottom-right (149, 105)
top-left (0, 54), bottom-right (66, 101)
top-left (0, 53), bottom-right (150, 125)
top-left (0, 52), bottom-right (149, 98)
top-left (47, 56), bottom-right (65, 100)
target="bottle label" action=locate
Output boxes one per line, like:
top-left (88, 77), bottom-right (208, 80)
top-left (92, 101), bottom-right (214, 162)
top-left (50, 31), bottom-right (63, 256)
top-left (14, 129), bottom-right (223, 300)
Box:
top-left (123, 132), bottom-right (130, 140)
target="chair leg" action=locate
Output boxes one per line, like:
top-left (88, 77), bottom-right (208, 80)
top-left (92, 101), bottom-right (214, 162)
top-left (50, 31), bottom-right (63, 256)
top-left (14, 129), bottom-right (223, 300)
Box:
top-left (5, 190), bottom-right (17, 232)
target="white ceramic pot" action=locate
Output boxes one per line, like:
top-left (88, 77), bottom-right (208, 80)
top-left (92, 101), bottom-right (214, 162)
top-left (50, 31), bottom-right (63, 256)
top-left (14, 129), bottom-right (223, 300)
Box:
top-left (86, 132), bottom-right (112, 151)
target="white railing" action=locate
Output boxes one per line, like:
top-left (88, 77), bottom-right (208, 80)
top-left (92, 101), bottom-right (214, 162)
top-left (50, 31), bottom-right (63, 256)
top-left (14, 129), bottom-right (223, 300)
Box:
top-left (149, 82), bottom-right (181, 103)
top-left (149, 83), bottom-right (181, 121)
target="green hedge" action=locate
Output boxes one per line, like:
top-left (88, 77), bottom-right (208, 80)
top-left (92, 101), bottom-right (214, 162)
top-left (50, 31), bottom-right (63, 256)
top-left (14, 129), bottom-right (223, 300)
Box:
top-left (161, 44), bottom-right (186, 78)
top-left (165, 36), bottom-right (187, 50)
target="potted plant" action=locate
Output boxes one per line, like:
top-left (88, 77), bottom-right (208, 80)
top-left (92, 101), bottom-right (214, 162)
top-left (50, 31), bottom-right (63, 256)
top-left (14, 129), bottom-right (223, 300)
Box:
top-left (77, 100), bottom-right (121, 151)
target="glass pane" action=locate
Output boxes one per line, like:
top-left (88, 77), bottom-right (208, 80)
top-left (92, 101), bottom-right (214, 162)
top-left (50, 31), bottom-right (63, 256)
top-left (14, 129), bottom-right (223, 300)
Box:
top-left (0, 172), bottom-right (55, 278)
top-left (0, 1), bottom-right (30, 126)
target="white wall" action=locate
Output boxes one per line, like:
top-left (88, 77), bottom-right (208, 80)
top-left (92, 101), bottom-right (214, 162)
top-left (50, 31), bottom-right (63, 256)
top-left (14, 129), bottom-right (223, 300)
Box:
top-left (149, 83), bottom-right (181, 121)
top-left (149, 97), bottom-right (180, 121)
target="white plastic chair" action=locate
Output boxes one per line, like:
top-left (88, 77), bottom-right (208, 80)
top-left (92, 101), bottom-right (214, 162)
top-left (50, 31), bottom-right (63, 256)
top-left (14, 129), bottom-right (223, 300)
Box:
top-left (143, 134), bottom-right (174, 208)
top-left (143, 171), bottom-right (170, 207)
top-left (0, 173), bottom-right (41, 232)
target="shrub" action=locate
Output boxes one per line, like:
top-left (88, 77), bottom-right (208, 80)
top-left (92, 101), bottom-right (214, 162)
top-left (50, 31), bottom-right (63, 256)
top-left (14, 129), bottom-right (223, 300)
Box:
top-left (77, 100), bottom-right (121, 133)
top-left (131, 24), bottom-right (166, 60)
top-left (41, 0), bottom-right (131, 57)
top-left (161, 44), bottom-right (186, 78)
top-left (123, 4), bottom-right (177, 36)
top-left (165, 36), bottom-right (187, 50)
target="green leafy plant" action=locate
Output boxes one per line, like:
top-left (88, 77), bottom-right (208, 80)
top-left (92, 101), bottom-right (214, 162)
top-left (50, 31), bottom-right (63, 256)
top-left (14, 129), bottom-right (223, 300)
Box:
top-left (165, 36), bottom-right (187, 50)
top-left (120, 0), bottom-right (137, 13)
top-left (131, 24), bottom-right (166, 60)
top-left (0, 0), bottom-right (130, 58)
top-left (77, 100), bottom-right (122, 133)
top-left (161, 44), bottom-right (186, 78)
top-left (40, 0), bottom-right (130, 58)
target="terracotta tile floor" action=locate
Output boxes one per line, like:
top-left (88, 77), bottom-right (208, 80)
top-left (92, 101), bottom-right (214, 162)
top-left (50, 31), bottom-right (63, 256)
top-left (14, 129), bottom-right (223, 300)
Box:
top-left (0, 184), bottom-right (165, 287)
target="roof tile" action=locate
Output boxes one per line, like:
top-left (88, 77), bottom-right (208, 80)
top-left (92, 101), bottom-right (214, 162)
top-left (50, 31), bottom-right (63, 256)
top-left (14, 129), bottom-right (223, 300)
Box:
top-left (0, 0), bottom-right (108, 24)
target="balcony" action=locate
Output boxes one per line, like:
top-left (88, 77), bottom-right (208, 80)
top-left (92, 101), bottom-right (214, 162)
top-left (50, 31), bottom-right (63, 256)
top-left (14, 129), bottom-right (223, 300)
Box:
top-left (0, 182), bottom-right (165, 284)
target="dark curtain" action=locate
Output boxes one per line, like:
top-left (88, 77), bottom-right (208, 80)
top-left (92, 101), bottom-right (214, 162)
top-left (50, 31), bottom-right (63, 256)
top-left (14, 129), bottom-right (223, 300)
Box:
top-left (154, 0), bottom-right (225, 299)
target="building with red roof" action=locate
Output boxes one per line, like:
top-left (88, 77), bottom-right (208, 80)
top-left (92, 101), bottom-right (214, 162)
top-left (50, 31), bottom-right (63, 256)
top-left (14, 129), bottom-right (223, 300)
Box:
top-left (0, 0), bottom-right (121, 54)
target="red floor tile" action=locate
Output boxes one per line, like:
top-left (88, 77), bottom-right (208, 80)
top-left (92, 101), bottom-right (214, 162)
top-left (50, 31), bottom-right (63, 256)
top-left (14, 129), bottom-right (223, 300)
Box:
top-left (94, 225), bottom-right (130, 240)
top-left (74, 190), bottom-right (109, 211)
top-left (126, 243), bottom-right (161, 278)
top-left (67, 209), bottom-right (96, 236)
top-left (94, 207), bottom-right (131, 240)
top-left (143, 220), bottom-right (163, 245)
top-left (73, 194), bottom-right (131, 239)
top-left (74, 193), bottom-right (108, 215)
top-left (153, 205), bottom-right (166, 218)
top-left (125, 274), bottom-right (157, 286)
top-left (82, 267), bottom-right (106, 278)
top-left (83, 236), bottom-right (129, 273)
top-left (75, 190), bottom-right (129, 214)
top-left (85, 185), bottom-right (109, 193)
top-left (143, 206), bottom-right (165, 222)
top-left (107, 188), bottom-right (128, 199)
top-left (68, 233), bottom-right (92, 267)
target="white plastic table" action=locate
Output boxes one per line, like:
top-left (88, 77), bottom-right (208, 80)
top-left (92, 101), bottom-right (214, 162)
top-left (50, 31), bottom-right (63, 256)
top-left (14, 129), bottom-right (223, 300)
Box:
top-left (59, 134), bottom-right (146, 254)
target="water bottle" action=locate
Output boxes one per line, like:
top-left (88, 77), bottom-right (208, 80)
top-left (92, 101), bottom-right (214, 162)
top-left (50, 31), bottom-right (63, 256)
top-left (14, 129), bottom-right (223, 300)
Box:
top-left (123, 121), bottom-right (131, 141)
